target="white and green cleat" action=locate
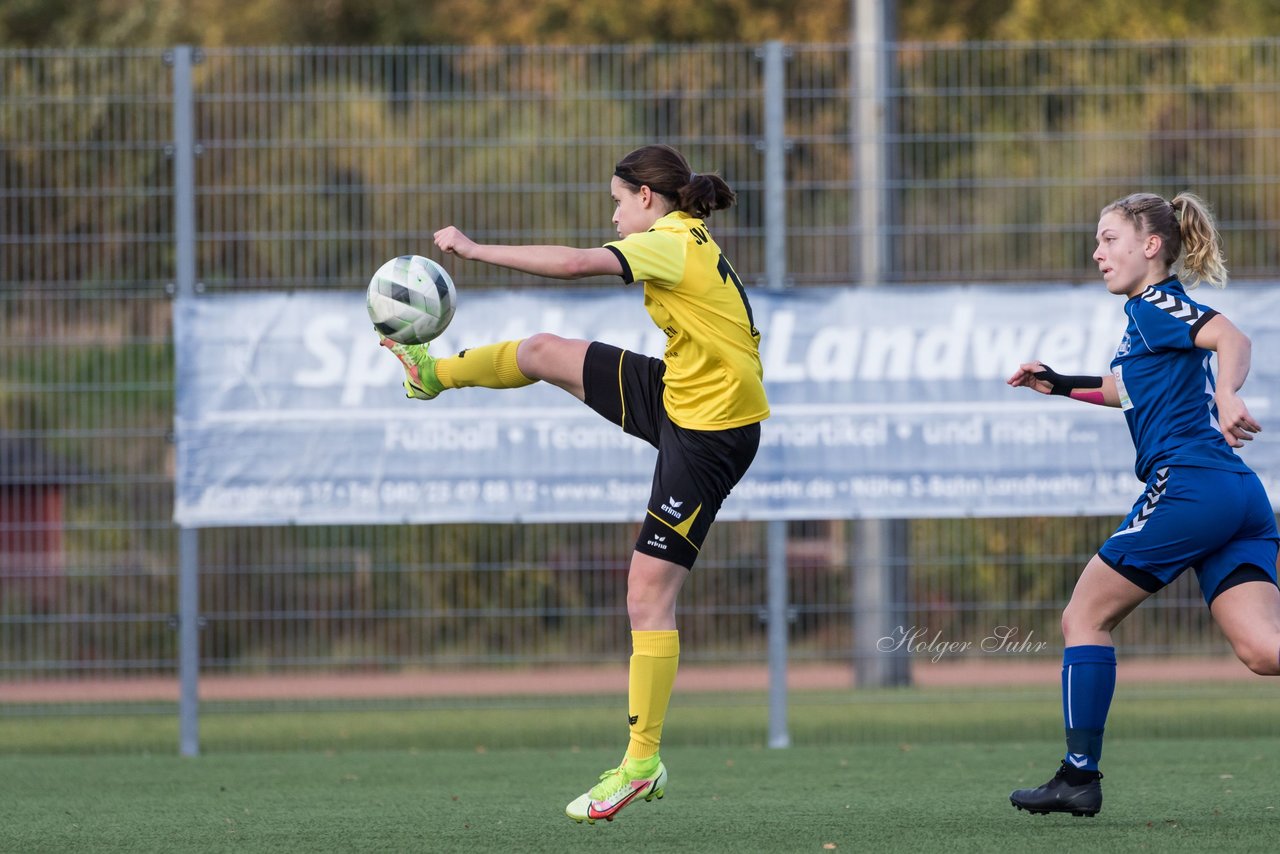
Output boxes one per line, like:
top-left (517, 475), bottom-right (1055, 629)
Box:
top-left (379, 336), bottom-right (445, 400)
top-left (565, 759), bottom-right (667, 824)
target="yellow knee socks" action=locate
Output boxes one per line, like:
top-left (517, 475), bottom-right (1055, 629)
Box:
top-left (625, 630), bottom-right (680, 763)
top-left (435, 339), bottom-right (535, 390)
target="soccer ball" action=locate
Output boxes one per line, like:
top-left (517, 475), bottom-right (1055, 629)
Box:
top-left (366, 255), bottom-right (457, 344)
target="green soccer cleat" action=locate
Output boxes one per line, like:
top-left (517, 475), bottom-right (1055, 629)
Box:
top-left (379, 336), bottom-right (445, 400)
top-left (565, 759), bottom-right (667, 824)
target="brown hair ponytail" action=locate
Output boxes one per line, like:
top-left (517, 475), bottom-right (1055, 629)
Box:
top-left (614, 144), bottom-right (736, 219)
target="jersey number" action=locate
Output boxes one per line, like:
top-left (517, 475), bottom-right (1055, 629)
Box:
top-left (717, 253), bottom-right (758, 336)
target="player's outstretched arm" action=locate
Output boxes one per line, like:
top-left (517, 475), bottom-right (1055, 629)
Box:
top-left (1007, 361), bottom-right (1119, 406)
top-left (434, 226), bottom-right (623, 280)
top-left (1193, 314), bottom-right (1261, 447)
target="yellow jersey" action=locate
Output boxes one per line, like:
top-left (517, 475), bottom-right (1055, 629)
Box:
top-left (605, 211), bottom-right (770, 430)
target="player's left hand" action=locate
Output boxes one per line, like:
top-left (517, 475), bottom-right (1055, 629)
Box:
top-left (1215, 391), bottom-right (1262, 447)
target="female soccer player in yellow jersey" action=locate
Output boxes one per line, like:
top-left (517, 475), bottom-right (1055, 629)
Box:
top-left (380, 144), bottom-right (769, 824)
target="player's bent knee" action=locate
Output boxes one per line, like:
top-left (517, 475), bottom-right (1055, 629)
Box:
top-left (1061, 605), bottom-right (1123, 645)
top-left (516, 333), bottom-right (588, 389)
top-left (1060, 606), bottom-right (1098, 642)
top-left (515, 333), bottom-right (564, 377)
top-left (1232, 639), bottom-right (1280, 676)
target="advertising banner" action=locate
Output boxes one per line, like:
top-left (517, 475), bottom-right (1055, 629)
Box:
top-left (174, 284), bottom-right (1280, 525)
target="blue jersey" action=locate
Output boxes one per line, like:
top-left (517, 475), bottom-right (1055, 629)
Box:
top-left (1110, 276), bottom-right (1252, 482)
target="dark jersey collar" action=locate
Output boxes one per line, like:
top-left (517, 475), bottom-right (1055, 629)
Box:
top-left (1129, 274), bottom-right (1182, 303)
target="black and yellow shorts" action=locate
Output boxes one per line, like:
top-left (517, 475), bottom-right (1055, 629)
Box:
top-left (582, 342), bottom-right (761, 569)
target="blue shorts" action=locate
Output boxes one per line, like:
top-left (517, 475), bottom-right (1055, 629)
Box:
top-left (1098, 465), bottom-right (1279, 605)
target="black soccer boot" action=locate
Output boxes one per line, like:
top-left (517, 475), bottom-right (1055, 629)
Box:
top-left (1010, 761), bottom-right (1103, 817)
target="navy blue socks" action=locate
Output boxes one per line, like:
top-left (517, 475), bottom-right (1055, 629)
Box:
top-left (1061, 644), bottom-right (1117, 773)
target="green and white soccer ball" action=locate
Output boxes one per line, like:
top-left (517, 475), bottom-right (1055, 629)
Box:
top-left (367, 255), bottom-right (457, 344)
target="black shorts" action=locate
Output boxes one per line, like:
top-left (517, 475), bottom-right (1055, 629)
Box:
top-left (582, 342), bottom-right (761, 569)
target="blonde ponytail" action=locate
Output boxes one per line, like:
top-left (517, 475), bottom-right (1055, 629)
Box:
top-left (1171, 193), bottom-right (1229, 290)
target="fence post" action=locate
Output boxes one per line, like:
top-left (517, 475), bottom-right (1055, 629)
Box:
top-left (850, 3), bottom-right (911, 689)
top-left (765, 520), bottom-right (791, 748)
top-left (169, 44), bottom-right (201, 757)
top-left (760, 40), bottom-right (789, 293)
top-left (853, 518), bottom-right (911, 687)
top-left (758, 40), bottom-right (792, 749)
top-left (854, 0), bottom-right (896, 286)
top-left (178, 527), bottom-right (200, 755)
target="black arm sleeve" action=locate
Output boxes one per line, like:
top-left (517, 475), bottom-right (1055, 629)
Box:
top-left (1033, 365), bottom-right (1104, 397)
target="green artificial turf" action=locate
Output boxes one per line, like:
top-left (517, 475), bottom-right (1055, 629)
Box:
top-left (5, 740), bottom-right (1278, 853)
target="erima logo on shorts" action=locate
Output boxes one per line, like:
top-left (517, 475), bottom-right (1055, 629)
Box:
top-left (660, 497), bottom-right (684, 519)
top-left (646, 534), bottom-right (668, 550)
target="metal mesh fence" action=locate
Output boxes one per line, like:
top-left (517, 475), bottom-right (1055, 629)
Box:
top-left (3, 42), bottom-right (1279, 750)
top-left (2, 50), bottom-right (178, 685)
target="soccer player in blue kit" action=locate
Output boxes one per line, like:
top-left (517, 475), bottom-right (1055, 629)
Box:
top-left (1006, 192), bottom-right (1280, 817)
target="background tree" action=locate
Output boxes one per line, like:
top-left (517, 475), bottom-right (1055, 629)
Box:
top-left (5, 0), bottom-right (1280, 48)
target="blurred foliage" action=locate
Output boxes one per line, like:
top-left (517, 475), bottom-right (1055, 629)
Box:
top-left (985, 0), bottom-right (1280, 41)
top-left (5, 0), bottom-right (1280, 49)
top-left (10, 41), bottom-right (1280, 292)
top-left (0, 0), bottom-right (845, 49)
